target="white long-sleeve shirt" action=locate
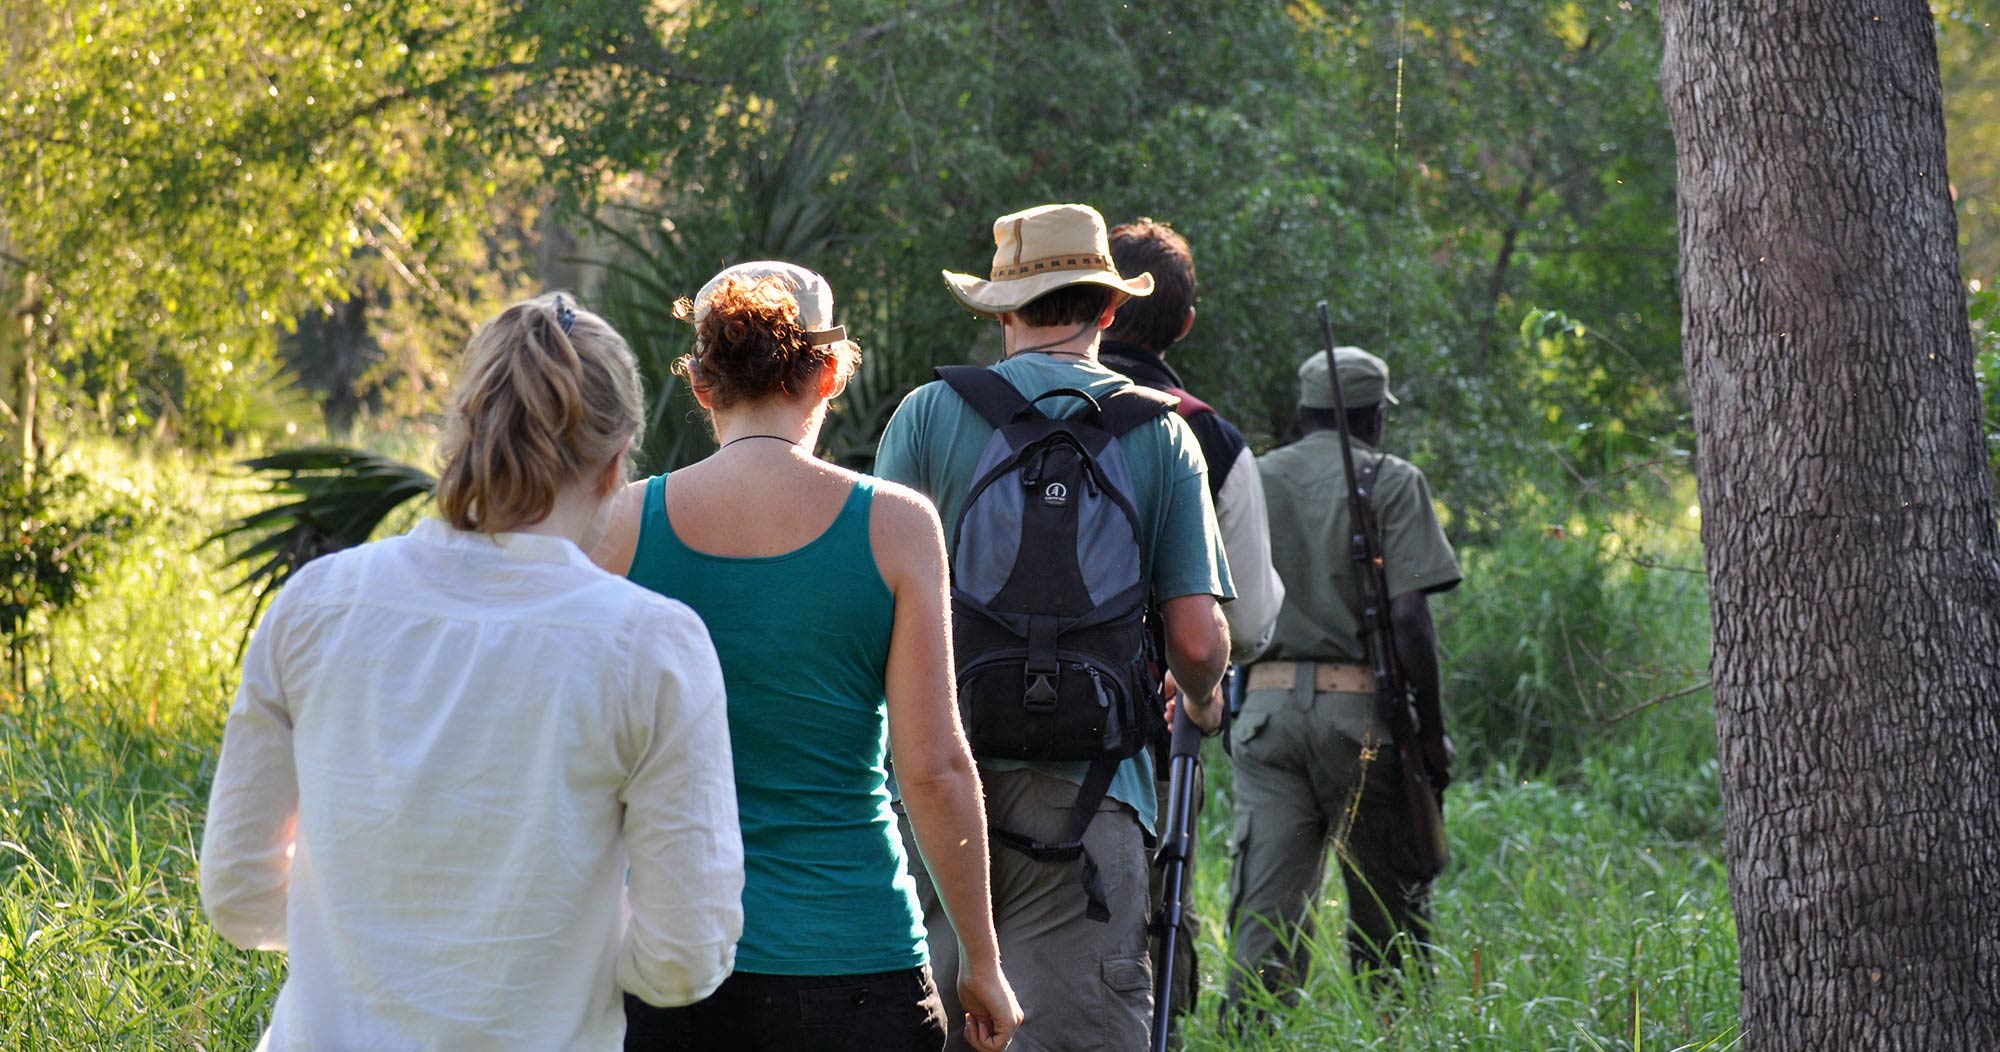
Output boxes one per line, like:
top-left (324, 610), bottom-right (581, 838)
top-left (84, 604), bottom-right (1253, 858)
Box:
top-left (1214, 444), bottom-right (1285, 663)
top-left (200, 518), bottom-right (743, 1052)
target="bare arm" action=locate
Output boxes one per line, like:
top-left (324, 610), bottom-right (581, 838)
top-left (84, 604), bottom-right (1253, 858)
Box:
top-left (588, 480), bottom-right (650, 577)
top-left (873, 485), bottom-right (1021, 1051)
top-left (1159, 593), bottom-right (1230, 732)
top-left (1390, 591), bottom-right (1450, 785)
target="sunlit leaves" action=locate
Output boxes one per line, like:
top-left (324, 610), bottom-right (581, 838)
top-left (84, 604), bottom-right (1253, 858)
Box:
top-left (0, 1), bottom-right (713, 443)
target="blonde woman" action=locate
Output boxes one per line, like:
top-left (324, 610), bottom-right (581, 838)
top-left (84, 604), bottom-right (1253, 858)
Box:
top-left (593, 263), bottom-right (1021, 1052)
top-left (201, 295), bottom-right (745, 1051)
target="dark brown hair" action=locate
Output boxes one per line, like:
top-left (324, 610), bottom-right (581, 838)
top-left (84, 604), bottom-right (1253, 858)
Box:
top-left (1014, 283), bottom-right (1116, 328)
top-left (676, 276), bottom-right (859, 409)
top-left (1106, 218), bottom-right (1196, 352)
top-left (436, 296), bottom-right (643, 533)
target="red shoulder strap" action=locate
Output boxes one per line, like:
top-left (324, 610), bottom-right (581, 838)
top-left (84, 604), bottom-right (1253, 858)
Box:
top-left (1165, 386), bottom-right (1213, 417)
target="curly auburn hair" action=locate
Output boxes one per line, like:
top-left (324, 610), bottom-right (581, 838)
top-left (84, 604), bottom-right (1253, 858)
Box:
top-left (674, 276), bottom-right (859, 409)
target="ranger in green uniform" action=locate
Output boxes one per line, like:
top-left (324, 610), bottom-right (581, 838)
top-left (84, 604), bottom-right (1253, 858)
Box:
top-left (1223, 347), bottom-right (1461, 1020)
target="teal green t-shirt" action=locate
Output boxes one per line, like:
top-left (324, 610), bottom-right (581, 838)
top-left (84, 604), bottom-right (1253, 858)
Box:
top-left (873, 352), bottom-right (1235, 831)
top-left (626, 473), bottom-right (927, 976)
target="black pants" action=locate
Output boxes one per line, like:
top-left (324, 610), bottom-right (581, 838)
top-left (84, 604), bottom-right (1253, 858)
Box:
top-left (624, 965), bottom-right (948, 1052)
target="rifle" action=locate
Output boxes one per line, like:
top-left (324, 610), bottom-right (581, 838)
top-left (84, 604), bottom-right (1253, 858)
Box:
top-left (1316, 301), bottom-right (1450, 879)
top-left (1148, 699), bottom-right (1203, 1052)
top-left (1221, 664), bottom-right (1245, 756)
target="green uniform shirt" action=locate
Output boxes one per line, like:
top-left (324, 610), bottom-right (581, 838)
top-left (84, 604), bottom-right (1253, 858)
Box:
top-left (875, 352), bottom-right (1235, 833)
top-left (1259, 430), bottom-right (1461, 664)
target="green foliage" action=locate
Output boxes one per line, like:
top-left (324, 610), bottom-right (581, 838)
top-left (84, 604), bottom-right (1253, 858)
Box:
top-left (2, 441), bottom-right (1733, 1051)
top-left (206, 446), bottom-right (436, 618)
top-left (4, 0), bottom-right (1701, 533)
top-left (0, 458), bottom-right (133, 687)
top-left (1974, 285), bottom-right (2000, 490)
top-left (0, 453), bottom-right (278, 1044)
top-left (1442, 488), bottom-right (1711, 773)
top-left (1940, 7), bottom-right (1999, 281)
top-left (0, 0), bottom-right (708, 442)
top-left (1178, 733), bottom-right (1732, 1052)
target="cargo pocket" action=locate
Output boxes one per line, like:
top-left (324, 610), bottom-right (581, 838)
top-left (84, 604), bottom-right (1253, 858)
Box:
top-left (1101, 953), bottom-right (1151, 993)
top-left (1229, 703), bottom-right (1271, 756)
top-left (1093, 953), bottom-right (1154, 1049)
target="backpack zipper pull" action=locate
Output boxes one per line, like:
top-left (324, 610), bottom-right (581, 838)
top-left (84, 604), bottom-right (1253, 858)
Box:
top-left (1083, 664), bottom-right (1110, 708)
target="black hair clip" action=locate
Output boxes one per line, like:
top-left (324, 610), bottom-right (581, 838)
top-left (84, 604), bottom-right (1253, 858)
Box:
top-left (554, 295), bottom-right (577, 336)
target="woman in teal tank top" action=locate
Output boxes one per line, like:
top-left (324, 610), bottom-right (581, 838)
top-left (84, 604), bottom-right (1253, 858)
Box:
top-left (592, 263), bottom-right (1020, 1052)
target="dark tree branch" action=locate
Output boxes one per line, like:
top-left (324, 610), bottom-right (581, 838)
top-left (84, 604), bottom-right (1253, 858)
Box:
top-left (1603, 679), bottom-right (1712, 724)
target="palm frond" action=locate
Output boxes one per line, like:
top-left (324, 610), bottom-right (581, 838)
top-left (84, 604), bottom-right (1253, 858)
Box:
top-left (209, 446), bottom-right (438, 597)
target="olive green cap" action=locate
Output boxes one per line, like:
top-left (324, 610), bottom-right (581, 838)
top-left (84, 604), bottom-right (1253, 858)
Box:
top-left (1298, 346), bottom-right (1399, 409)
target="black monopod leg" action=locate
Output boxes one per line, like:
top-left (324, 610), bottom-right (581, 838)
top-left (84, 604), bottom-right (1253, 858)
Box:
top-left (1149, 699), bottom-right (1205, 1052)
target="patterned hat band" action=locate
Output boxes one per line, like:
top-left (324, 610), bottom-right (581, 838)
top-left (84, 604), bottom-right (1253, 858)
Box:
top-left (989, 252), bottom-right (1116, 282)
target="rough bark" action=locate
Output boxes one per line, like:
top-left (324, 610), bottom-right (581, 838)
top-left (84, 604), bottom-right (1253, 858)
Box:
top-left (1660, 3), bottom-right (2000, 1048)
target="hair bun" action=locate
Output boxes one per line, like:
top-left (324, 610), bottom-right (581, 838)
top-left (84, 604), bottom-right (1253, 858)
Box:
top-left (681, 276), bottom-right (856, 409)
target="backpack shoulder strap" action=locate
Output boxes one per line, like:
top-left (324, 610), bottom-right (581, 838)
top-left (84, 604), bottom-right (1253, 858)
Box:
top-left (1097, 383), bottom-right (1179, 437)
top-left (1164, 385), bottom-right (1214, 418)
top-left (936, 365), bottom-right (1034, 430)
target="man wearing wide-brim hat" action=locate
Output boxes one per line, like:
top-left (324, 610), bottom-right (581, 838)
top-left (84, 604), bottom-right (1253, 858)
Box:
top-left (877, 203), bottom-right (1235, 1052)
top-left (1223, 345), bottom-right (1462, 1026)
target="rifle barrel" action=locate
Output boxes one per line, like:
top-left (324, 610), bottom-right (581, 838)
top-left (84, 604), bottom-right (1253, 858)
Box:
top-left (1150, 703), bottom-right (1202, 1052)
top-left (1312, 299), bottom-right (1449, 879)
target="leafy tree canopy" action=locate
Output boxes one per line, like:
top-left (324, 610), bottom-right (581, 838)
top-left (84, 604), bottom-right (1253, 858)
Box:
top-left (0, 0), bottom-right (711, 439)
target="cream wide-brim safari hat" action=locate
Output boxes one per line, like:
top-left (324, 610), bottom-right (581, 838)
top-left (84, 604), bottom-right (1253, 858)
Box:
top-left (942, 203), bottom-right (1155, 318)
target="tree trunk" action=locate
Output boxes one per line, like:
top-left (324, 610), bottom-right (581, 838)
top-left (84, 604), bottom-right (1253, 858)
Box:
top-left (1660, 3), bottom-right (2000, 1049)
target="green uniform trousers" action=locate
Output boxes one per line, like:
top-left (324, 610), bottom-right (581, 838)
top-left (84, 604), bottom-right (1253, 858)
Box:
top-left (1223, 681), bottom-right (1434, 1012)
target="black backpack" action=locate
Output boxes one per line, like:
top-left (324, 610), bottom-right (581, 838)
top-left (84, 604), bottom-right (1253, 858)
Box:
top-left (934, 365), bottom-right (1177, 921)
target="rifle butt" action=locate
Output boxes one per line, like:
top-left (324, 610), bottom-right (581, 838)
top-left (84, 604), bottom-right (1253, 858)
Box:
top-left (1399, 743), bottom-right (1450, 878)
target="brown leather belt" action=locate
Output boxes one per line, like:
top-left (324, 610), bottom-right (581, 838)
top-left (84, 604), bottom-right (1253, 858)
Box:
top-left (1245, 661), bottom-right (1373, 695)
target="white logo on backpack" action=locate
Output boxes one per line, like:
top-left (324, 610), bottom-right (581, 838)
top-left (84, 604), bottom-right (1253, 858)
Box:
top-left (1043, 482), bottom-right (1069, 506)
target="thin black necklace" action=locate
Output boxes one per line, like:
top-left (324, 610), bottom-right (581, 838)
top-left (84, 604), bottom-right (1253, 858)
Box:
top-left (1005, 321), bottom-right (1097, 359)
top-left (719, 433), bottom-right (800, 450)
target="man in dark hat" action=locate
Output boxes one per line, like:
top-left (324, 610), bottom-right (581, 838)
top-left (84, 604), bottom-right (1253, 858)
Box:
top-left (1223, 346), bottom-right (1461, 1023)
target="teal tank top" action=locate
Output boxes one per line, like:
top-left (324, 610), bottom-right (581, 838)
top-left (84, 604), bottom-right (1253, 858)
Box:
top-left (626, 472), bottom-right (925, 976)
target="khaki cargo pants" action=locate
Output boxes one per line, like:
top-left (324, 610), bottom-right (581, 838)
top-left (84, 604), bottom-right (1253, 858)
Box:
top-left (902, 766), bottom-right (1154, 1052)
top-left (1223, 673), bottom-right (1434, 1016)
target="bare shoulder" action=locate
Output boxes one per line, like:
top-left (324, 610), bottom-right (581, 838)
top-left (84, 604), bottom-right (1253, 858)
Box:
top-left (870, 479), bottom-right (944, 542)
top-left (866, 478), bottom-right (946, 583)
top-left (589, 477), bottom-right (655, 575)
top-left (870, 478), bottom-right (941, 525)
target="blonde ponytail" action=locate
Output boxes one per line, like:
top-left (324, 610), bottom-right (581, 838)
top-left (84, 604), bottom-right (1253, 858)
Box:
top-left (436, 295), bottom-right (643, 533)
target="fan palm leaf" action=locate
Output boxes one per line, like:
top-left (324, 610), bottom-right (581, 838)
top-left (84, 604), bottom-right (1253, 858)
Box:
top-left (209, 447), bottom-right (437, 617)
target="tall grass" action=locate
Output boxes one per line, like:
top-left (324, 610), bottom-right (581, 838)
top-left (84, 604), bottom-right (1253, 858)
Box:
top-left (1, 445), bottom-right (1736, 1050)
top-left (3, 444), bottom-right (280, 1050)
top-left (1172, 729), bottom-right (1734, 1052)
top-left (1443, 484), bottom-right (1714, 774)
